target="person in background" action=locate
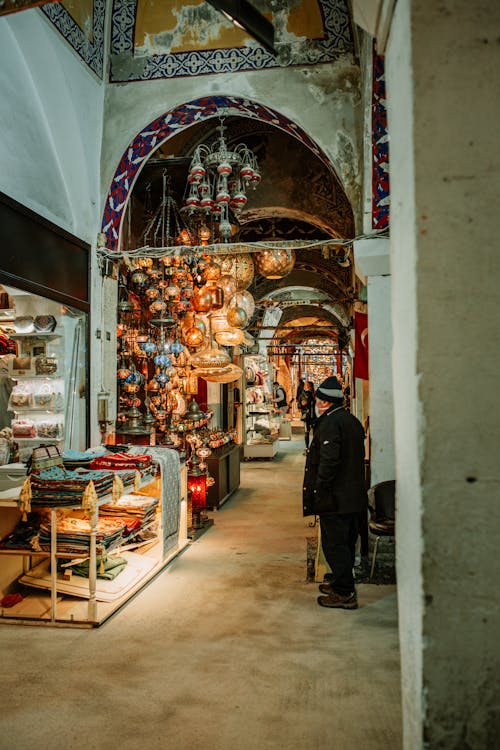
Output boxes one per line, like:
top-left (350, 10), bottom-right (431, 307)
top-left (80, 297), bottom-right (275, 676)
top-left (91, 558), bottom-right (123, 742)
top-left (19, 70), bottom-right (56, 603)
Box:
top-left (273, 380), bottom-right (288, 415)
top-left (302, 375), bottom-right (368, 610)
top-left (296, 377), bottom-right (305, 406)
top-left (299, 380), bottom-right (316, 451)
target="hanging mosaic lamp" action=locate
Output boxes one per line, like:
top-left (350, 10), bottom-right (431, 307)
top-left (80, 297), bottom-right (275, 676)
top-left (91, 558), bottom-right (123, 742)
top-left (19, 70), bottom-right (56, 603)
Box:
top-left (228, 290), bottom-right (255, 319)
top-left (145, 285), bottom-right (160, 301)
top-left (117, 362), bottom-right (131, 381)
top-left (192, 285), bottom-right (213, 313)
top-left (171, 339), bottom-right (184, 355)
top-left (130, 270), bottom-right (148, 289)
top-left (254, 248), bottom-right (296, 279)
top-left (226, 305), bottom-right (248, 329)
top-left (204, 260), bottom-right (222, 284)
top-left (216, 274), bottom-right (238, 303)
top-left (154, 353), bottom-right (172, 368)
top-left (184, 326), bottom-right (205, 348)
top-left (141, 338), bottom-right (158, 356)
top-left (219, 252), bottom-right (254, 290)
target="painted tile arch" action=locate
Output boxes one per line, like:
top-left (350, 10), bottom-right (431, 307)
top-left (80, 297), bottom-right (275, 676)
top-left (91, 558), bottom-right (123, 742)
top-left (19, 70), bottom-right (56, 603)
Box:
top-left (101, 95), bottom-right (338, 251)
top-left (110, 0), bottom-right (353, 82)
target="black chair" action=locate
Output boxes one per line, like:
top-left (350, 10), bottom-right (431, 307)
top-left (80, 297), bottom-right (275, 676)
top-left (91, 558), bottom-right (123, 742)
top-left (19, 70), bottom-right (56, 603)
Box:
top-left (367, 480), bottom-right (396, 579)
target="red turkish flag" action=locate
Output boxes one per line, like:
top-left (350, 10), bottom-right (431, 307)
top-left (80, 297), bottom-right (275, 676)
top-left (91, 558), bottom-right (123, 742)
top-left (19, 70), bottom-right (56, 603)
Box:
top-left (354, 311), bottom-right (369, 380)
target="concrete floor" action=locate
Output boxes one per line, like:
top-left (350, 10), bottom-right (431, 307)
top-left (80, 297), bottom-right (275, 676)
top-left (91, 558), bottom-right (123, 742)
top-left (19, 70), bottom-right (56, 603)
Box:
top-left (0, 436), bottom-right (402, 750)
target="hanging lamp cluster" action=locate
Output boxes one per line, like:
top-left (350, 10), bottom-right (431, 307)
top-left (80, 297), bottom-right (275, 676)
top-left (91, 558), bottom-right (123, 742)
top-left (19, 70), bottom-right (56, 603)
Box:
top-left (116, 171), bottom-right (257, 447)
top-left (183, 117), bottom-right (261, 243)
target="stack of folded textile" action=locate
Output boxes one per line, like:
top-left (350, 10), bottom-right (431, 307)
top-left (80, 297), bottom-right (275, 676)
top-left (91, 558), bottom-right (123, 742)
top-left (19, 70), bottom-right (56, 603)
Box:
top-left (0, 512), bottom-right (41, 551)
top-left (38, 514), bottom-right (126, 554)
top-left (62, 449), bottom-right (108, 470)
top-left (30, 466), bottom-right (137, 507)
top-left (100, 494), bottom-right (159, 542)
top-left (89, 453), bottom-right (157, 483)
top-left (90, 452), bottom-right (152, 472)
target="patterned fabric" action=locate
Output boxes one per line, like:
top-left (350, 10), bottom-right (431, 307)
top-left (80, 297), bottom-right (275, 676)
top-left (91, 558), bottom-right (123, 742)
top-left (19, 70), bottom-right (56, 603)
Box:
top-left (29, 466), bottom-right (137, 506)
top-left (129, 446), bottom-right (181, 554)
top-left (90, 453), bottom-right (152, 471)
top-left (38, 515), bottom-right (126, 554)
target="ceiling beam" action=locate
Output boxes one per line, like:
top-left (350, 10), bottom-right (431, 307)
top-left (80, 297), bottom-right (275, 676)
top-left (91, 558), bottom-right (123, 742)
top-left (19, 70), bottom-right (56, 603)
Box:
top-left (206, 0), bottom-right (276, 55)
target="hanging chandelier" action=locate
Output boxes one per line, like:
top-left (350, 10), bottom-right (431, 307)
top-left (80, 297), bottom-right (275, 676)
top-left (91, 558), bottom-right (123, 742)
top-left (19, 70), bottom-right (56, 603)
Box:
top-left (183, 117), bottom-right (261, 243)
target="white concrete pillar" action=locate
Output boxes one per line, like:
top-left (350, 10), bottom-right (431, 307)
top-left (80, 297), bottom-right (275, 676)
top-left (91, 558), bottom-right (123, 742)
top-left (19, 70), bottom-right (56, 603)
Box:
top-left (354, 238), bottom-right (395, 485)
top-left (386, 1), bottom-right (500, 747)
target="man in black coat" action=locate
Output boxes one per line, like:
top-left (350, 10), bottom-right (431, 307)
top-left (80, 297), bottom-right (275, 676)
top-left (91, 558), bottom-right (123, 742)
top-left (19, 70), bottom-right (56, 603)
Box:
top-left (302, 376), bottom-right (367, 609)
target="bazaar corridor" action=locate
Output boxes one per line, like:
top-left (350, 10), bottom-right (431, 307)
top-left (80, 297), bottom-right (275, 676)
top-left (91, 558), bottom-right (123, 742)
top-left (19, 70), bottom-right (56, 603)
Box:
top-left (0, 437), bottom-right (401, 750)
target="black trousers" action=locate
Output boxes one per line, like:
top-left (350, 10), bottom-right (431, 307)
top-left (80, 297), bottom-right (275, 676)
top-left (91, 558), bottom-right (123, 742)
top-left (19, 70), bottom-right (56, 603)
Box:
top-left (319, 512), bottom-right (359, 595)
top-left (304, 419), bottom-right (313, 448)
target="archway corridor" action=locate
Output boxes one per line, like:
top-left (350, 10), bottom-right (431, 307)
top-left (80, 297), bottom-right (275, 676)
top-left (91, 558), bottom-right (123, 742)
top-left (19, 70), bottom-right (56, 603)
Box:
top-left (0, 435), bottom-right (401, 749)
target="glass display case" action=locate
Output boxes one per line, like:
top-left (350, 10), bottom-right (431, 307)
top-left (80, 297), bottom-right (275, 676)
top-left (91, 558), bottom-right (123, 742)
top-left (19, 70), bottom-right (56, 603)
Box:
top-left (0, 285), bottom-right (88, 465)
top-left (243, 355), bottom-right (279, 459)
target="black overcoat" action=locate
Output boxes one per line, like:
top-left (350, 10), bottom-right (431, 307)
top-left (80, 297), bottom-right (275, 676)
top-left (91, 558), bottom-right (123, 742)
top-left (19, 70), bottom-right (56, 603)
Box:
top-left (302, 405), bottom-right (368, 516)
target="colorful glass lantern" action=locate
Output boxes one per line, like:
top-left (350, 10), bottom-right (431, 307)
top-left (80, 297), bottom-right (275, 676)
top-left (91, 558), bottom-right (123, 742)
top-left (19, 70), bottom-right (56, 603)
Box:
top-left (188, 472), bottom-right (207, 511)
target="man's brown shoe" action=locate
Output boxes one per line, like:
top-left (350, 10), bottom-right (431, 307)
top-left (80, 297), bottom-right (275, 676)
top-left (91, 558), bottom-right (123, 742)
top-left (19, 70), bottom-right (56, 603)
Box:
top-left (317, 591), bottom-right (358, 609)
top-left (318, 582), bottom-right (335, 594)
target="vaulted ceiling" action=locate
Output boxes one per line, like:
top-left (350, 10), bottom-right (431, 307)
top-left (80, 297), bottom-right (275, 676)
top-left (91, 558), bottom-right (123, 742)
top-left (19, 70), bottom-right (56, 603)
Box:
top-left (127, 111), bottom-right (358, 347)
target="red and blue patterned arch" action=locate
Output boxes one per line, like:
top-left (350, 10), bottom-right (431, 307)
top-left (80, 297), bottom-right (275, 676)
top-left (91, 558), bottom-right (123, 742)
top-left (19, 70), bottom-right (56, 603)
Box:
top-left (101, 95), bottom-right (338, 251)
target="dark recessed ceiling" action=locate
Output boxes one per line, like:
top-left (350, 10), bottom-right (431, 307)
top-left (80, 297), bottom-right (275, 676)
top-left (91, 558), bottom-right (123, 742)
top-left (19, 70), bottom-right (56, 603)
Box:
top-left (127, 114), bottom-right (357, 346)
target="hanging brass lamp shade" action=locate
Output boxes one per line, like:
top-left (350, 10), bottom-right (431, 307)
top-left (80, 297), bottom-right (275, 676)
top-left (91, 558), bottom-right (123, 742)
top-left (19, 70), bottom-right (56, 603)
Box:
top-left (254, 248), bottom-right (295, 279)
top-left (193, 363), bottom-right (243, 383)
top-left (214, 327), bottom-right (245, 346)
top-left (189, 341), bottom-right (231, 370)
top-left (218, 252), bottom-right (255, 290)
top-left (226, 305), bottom-right (248, 329)
top-left (228, 290), bottom-right (255, 319)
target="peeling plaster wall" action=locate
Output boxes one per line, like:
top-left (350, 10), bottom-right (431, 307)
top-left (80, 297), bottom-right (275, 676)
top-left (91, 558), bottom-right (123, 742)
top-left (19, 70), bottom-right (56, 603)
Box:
top-left (0, 10), bottom-right (104, 244)
top-left (100, 63), bottom-right (363, 230)
top-left (0, 9), bottom-right (105, 446)
top-left (388, 1), bottom-right (500, 747)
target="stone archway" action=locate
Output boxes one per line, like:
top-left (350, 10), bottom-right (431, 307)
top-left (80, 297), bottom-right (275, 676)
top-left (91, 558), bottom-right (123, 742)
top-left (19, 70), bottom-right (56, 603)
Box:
top-left (100, 94), bottom-right (349, 251)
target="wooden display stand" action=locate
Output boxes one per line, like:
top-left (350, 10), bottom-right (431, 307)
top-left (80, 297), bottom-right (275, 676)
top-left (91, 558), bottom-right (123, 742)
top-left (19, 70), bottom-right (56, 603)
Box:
top-left (0, 460), bottom-right (188, 628)
top-left (205, 442), bottom-right (240, 509)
